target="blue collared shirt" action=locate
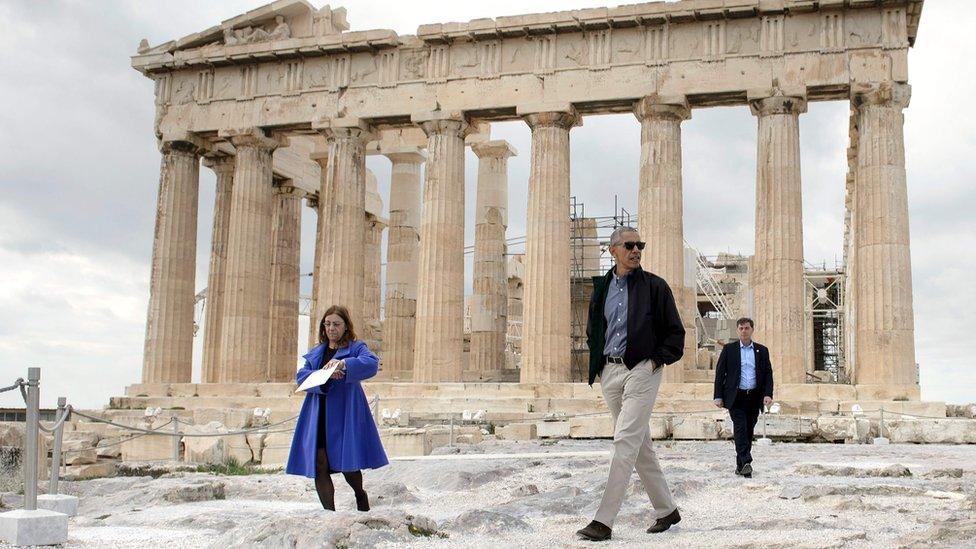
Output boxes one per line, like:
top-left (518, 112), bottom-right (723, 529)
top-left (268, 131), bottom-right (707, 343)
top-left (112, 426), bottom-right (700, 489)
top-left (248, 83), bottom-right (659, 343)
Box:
top-left (739, 341), bottom-right (757, 390)
top-left (603, 270), bottom-right (629, 357)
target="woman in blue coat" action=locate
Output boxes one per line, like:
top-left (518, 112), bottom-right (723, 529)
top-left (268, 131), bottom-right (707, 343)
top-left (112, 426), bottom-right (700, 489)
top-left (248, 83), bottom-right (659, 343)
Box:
top-left (286, 304), bottom-right (388, 511)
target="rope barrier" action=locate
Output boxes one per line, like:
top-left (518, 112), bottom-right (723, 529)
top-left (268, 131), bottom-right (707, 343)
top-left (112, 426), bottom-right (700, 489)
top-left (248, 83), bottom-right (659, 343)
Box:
top-left (37, 404), bottom-right (73, 434)
top-left (0, 377), bottom-right (24, 393)
top-left (69, 409), bottom-right (299, 438)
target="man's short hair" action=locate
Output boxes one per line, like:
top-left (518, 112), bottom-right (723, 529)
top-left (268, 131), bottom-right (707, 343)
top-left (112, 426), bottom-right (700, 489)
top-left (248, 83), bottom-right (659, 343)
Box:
top-left (609, 226), bottom-right (638, 246)
top-left (736, 317), bottom-right (754, 328)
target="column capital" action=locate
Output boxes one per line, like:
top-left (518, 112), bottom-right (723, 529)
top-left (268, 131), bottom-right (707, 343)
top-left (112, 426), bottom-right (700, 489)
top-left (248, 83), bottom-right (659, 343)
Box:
top-left (852, 82), bottom-right (911, 110)
top-left (312, 117), bottom-right (376, 142)
top-left (633, 96), bottom-right (691, 122)
top-left (749, 95), bottom-right (807, 117)
top-left (305, 192), bottom-right (320, 209)
top-left (158, 130), bottom-right (209, 155)
top-left (218, 127), bottom-right (281, 150)
top-left (518, 103), bottom-right (581, 130)
top-left (471, 140), bottom-right (518, 159)
top-left (272, 181), bottom-right (306, 199)
top-left (412, 110), bottom-right (470, 139)
top-left (202, 154), bottom-right (235, 174)
top-left (382, 146), bottom-right (427, 164)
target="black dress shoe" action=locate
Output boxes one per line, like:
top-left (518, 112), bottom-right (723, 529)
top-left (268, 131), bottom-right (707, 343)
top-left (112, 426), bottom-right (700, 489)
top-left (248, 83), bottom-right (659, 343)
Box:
top-left (576, 520), bottom-right (612, 541)
top-left (741, 463), bottom-right (753, 478)
top-left (647, 508), bottom-right (681, 533)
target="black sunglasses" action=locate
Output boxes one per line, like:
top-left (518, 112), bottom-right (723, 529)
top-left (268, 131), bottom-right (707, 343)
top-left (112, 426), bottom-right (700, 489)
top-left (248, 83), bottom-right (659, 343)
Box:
top-left (620, 241), bottom-right (645, 251)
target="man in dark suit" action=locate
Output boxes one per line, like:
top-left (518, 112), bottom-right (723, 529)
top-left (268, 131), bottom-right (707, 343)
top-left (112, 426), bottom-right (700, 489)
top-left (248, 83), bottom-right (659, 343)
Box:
top-left (712, 317), bottom-right (773, 478)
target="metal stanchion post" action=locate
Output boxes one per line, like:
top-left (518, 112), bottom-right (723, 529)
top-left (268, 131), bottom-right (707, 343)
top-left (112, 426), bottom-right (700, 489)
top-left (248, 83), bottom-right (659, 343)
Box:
top-left (873, 406), bottom-right (890, 445)
top-left (48, 397), bottom-right (67, 495)
top-left (24, 367), bottom-right (41, 511)
top-left (449, 414), bottom-right (455, 448)
top-left (171, 415), bottom-right (181, 462)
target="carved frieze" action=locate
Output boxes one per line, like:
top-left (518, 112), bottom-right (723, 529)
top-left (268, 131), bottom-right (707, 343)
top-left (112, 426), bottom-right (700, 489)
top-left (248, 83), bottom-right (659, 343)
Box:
top-left (427, 45), bottom-right (450, 82)
top-left (645, 25), bottom-right (668, 66)
top-left (195, 68), bottom-right (214, 103)
top-left (479, 40), bottom-right (502, 79)
top-left (821, 12), bottom-right (845, 52)
top-left (587, 29), bottom-right (611, 70)
top-left (882, 8), bottom-right (909, 49)
top-left (703, 20), bottom-right (726, 61)
top-left (534, 35), bottom-right (556, 74)
top-left (760, 15), bottom-right (785, 57)
top-left (378, 49), bottom-right (399, 87)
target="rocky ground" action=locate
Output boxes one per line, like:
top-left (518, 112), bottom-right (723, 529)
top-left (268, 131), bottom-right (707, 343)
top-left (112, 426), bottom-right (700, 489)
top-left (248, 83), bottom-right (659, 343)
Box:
top-left (2, 440), bottom-right (975, 548)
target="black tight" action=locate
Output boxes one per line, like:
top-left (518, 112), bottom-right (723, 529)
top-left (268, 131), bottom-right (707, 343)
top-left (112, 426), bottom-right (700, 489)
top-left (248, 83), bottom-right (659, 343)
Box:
top-left (314, 447), bottom-right (369, 511)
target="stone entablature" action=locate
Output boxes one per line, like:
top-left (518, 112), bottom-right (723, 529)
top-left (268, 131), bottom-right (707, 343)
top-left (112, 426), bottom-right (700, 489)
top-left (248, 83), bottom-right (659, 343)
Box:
top-left (136, 0), bottom-right (922, 137)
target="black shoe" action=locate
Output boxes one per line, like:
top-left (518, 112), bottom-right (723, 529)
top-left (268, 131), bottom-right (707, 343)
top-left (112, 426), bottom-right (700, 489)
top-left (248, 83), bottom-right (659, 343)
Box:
top-left (355, 491), bottom-right (370, 512)
top-left (647, 508), bottom-right (681, 533)
top-left (735, 466), bottom-right (742, 476)
top-left (576, 520), bottom-right (612, 541)
top-left (741, 463), bottom-right (753, 478)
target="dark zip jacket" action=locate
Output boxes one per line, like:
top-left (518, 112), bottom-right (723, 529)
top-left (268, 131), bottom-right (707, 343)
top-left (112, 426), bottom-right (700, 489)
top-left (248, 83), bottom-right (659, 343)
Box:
top-left (586, 265), bottom-right (686, 386)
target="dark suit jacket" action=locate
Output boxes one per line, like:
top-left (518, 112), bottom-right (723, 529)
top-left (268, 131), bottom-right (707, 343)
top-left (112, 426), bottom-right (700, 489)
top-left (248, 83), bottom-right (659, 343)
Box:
top-left (712, 341), bottom-right (774, 409)
top-left (585, 266), bottom-right (685, 386)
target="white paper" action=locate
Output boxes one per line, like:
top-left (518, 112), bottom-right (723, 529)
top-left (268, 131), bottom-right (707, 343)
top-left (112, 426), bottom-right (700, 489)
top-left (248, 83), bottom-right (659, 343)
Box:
top-left (296, 363), bottom-right (338, 392)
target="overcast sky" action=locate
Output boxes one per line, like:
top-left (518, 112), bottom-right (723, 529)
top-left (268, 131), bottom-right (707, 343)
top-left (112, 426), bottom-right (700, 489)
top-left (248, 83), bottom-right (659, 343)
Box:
top-left (1, 1), bottom-right (973, 409)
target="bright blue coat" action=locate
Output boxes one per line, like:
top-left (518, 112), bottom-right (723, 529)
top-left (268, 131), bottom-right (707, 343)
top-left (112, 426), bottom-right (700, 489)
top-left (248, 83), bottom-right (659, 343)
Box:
top-left (285, 340), bottom-right (389, 478)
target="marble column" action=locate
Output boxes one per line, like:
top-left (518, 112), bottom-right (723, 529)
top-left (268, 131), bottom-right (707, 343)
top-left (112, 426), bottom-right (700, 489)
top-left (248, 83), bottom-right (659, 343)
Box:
top-left (305, 193), bottom-right (321, 348)
top-left (142, 137), bottom-right (204, 384)
top-left (268, 182), bottom-right (304, 382)
top-left (383, 149), bottom-right (425, 380)
top-left (750, 95), bottom-right (807, 385)
top-left (468, 140), bottom-right (516, 380)
top-left (851, 82), bottom-right (917, 391)
top-left (311, 119), bottom-right (373, 333)
top-left (412, 112), bottom-right (468, 383)
top-left (216, 128), bottom-right (279, 383)
top-left (200, 154), bottom-right (235, 384)
top-left (634, 97), bottom-right (692, 384)
top-left (362, 210), bottom-right (386, 351)
top-left (519, 106), bottom-right (580, 383)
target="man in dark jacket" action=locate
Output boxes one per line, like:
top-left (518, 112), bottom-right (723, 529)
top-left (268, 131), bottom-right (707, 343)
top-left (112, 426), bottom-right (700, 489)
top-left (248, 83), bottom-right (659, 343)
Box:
top-left (712, 317), bottom-right (774, 478)
top-left (576, 227), bottom-right (686, 542)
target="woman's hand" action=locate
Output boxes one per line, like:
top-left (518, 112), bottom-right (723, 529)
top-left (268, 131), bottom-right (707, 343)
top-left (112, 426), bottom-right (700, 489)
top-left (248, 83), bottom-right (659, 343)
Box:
top-left (326, 359), bottom-right (346, 380)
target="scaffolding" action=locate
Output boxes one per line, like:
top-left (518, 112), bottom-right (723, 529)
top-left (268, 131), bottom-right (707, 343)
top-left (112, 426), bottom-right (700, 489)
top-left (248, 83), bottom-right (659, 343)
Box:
top-left (805, 266), bottom-right (847, 383)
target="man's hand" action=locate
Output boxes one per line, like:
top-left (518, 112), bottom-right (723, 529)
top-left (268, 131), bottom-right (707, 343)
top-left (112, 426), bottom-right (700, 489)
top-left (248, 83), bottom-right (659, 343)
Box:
top-left (763, 396), bottom-right (773, 408)
top-left (713, 398), bottom-right (723, 409)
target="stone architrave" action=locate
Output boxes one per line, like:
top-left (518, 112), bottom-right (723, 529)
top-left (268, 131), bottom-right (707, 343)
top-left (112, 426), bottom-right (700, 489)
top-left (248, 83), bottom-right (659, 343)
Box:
top-left (468, 140), bottom-right (516, 379)
top-left (383, 149), bottom-right (425, 380)
top-left (634, 97), bottom-right (692, 384)
top-left (750, 95), bottom-right (807, 385)
top-left (268, 182), bottom-right (304, 382)
top-left (311, 118), bottom-right (373, 332)
top-left (200, 154), bottom-right (235, 384)
top-left (305, 193), bottom-right (321, 348)
top-left (851, 82), bottom-right (917, 391)
top-left (142, 136), bottom-right (206, 384)
top-left (518, 105), bottom-right (580, 383)
top-left (412, 112), bottom-right (468, 383)
top-left (216, 127), bottom-right (279, 383)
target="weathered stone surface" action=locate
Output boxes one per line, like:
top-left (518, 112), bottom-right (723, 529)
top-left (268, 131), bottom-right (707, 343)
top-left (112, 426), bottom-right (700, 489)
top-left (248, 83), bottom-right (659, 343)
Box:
top-left (379, 428), bottom-right (431, 457)
top-left (63, 461), bottom-right (117, 480)
top-left (162, 480), bottom-right (226, 503)
top-left (182, 422), bottom-right (228, 464)
top-left (885, 419), bottom-right (976, 444)
top-left (569, 415), bottom-right (613, 439)
top-left (496, 423), bottom-right (537, 441)
top-left (65, 448), bottom-right (98, 466)
top-left (257, 431), bottom-right (292, 465)
top-left (794, 462), bottom-right (912, 478)
top-left (672, 416), bottom-right (720, 440)
top-left (447, 509), bottom-right (532, 534)
top-left (536, 421), bottom-right (571, 439)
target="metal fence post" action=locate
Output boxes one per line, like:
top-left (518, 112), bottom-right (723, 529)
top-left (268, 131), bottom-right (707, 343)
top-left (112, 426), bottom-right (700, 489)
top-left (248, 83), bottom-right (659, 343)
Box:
top-left (48, 396), bottom-right (67, 495)
top-left (171, 414), bottom-right (181, 462)
top-left (449, 414), bottom-right (455, 447)
top-left (879, 407), bottom-right (885, 439)
top-left (24, 367), bottom-right (41, 511)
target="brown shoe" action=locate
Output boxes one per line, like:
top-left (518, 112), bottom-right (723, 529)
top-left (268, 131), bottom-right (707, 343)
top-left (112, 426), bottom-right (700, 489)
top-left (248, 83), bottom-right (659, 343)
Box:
top-left (647, 508), bottom-right (681, 533)
top-left (576, 520), bottom-right (612, 541)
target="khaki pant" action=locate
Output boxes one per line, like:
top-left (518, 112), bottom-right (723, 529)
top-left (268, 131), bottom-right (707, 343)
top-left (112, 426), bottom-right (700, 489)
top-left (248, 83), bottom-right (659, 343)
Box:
top-left (594, 359), bottom-right (676, 527)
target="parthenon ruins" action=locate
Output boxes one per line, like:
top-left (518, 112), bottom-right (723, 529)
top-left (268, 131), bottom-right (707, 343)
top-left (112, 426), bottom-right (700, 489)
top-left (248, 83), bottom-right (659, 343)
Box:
top-left (122, 0), bottom-right (933, 429)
